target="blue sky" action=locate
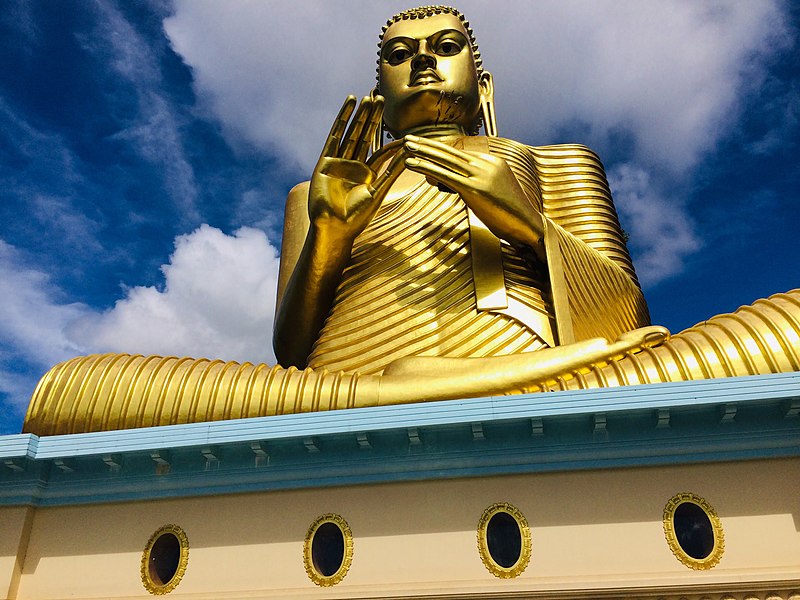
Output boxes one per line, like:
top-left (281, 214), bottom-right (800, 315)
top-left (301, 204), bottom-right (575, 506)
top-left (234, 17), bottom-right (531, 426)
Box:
top-left (1, 1), bottom-right (798, 434)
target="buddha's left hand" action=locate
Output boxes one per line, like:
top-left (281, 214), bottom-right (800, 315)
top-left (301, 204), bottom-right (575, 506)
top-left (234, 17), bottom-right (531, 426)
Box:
top-left (403, 135), bottom-right (544, 249)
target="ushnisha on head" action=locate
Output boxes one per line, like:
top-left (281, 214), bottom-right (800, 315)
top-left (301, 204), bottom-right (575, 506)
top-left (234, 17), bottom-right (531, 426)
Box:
top-left (376, 5), bottom-right (495, 139)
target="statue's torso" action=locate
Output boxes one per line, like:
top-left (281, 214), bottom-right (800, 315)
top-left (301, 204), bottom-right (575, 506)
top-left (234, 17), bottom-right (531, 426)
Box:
top-left (307, 137), bottom-right (555, 375)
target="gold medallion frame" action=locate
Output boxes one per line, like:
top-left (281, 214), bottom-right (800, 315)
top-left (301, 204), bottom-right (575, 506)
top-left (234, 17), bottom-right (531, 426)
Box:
top-left (477, 502), bottom-right (532, 578)
top-left (140, 524), bottom-right (189, 595)
top-left (663, 492), bottom-right (724, 570)
top-left (303, 513), bottom-right (354, 587)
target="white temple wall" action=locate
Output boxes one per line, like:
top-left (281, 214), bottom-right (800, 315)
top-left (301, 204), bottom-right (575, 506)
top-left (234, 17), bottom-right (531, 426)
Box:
top-left (7, 457), bottom-right (799, 599)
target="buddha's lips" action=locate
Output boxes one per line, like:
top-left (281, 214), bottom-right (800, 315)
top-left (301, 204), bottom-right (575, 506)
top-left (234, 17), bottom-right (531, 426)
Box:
top-left (410, 69), bottom-right (443, 86)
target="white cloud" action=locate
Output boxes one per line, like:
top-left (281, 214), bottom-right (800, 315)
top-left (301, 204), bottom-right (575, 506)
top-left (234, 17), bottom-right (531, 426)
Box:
top-left (0, 227), bottom-right (280, 414)
top-left (163, 1), bottom-right (392, 174)
top-left (164, 0), bottom-right (787, 174)
top-left (482, 0), bottom-right (787, 173)
top-left (68, 225), bottom-right (280, 364)
top-left (608, 164), bottom-right (701, 285)
top-left (0, 241), bottom-right (91, 407)
top-left (0, 241), bottom-right (90, 368)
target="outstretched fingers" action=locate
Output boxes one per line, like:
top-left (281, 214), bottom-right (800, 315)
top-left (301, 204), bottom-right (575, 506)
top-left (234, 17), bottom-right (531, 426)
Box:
top-left (340, 96), bottom-right (374, 160)
top-left (322, 96), bottom-right (357, 158)
top-left (353, 96), bottom-right (384, 162)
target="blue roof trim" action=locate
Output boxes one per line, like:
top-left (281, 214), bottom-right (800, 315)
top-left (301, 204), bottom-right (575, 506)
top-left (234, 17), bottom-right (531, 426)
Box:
top-left (1, 372), bottom-right (798, 507)
top-left (12, 372), bottom-right (800, 460)
top-left (0, 434), bottom-right (38, 458)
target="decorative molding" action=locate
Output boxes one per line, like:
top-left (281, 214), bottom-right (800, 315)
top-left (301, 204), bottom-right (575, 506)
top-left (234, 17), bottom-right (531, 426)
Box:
top-left (53, 458), bottom-right (74, 473)
top-left (356, 432), bottom-right (371, 450)
top-left (140, 524), bottom-right (189, 595)
top-left (1, 373), bottom-right (799, 507)
top-left (200, 446), bottom-right (219, 461)
top-left (149, 450), bottom-right (171, 475)
top-left (303, 513), bottom-right (353, 587)
top-left (593, 413), bottom-right (608, 441)
top-left (101, 454), bottom-right (122, 471)
top-left (629, 591), bottom-right (800, 600)
top-left (337, 586), bottom-right (799, 599)
top-left (200, 446), bottom-right (220, 471)
top-left (14, 372), bottom-right (800, 459)
top-left (250, 441), bottom-right (269, 467)
top-left (657, 407), bottom-right (671, 428)
top-left (439, 589), bottom-right (800, 600)
top-left (663, 492), bottom-right (725, 570)
top-left (476, 502), bottom-right (532, 579)
top-left (720, 403), bottom-right (737, 423)
top-left (407, 427), bottom-right (422, 445)
top-left (785, 399), bottom-right (800, 419)
top-left (2, 458), bottom-right (25, 472)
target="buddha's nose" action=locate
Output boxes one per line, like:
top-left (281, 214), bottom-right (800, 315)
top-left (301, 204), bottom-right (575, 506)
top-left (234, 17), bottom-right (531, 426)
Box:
top-left (411, 47), bottom-right (436, 71)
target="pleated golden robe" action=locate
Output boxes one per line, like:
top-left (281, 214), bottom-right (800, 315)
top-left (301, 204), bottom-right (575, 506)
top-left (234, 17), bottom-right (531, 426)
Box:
top-left (307, 136), bottom-right (649, 374)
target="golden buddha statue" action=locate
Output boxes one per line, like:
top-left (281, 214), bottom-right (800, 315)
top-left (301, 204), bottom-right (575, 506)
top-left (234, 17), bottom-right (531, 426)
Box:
top-left (24, 6), bottom-right (800, 436)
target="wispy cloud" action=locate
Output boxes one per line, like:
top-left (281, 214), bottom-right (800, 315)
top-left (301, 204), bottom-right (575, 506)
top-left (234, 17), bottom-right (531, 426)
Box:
top-left (0, 98), bottom-right (84, 196)
top-left (0, 99), bottom-right (104, 265)
top-left (608, 164), bottom-right (701, 285)
top-left (30, 194), bottom-right (104, 255)
top-left (82, 1), bottom-right (200, 223)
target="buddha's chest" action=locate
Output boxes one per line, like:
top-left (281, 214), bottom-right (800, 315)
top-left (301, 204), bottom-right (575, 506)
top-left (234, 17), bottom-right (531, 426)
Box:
top-left (348, 182), bottom-right (470, 279)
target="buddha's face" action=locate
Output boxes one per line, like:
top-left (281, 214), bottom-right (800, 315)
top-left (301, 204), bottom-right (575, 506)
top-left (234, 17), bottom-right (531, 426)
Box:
top-left (379, 13), bottom-right (483, 137)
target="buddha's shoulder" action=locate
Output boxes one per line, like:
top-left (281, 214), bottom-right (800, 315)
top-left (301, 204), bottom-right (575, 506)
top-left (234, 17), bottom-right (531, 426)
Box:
top-left (488, 138), bottom-right (607, 176)
top-left (491, 137), bottom-right (601, 162)
top-left (284, 180), bottom-right (310, 210)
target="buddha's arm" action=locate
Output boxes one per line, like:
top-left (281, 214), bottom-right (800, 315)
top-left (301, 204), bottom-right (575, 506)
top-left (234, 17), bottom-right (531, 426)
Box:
top-left (276, 182), bottom-right (310, 307)
top-left (273, 183), bottom-right (357, 368)
top-left (273, 95), bottom-right (406, 368)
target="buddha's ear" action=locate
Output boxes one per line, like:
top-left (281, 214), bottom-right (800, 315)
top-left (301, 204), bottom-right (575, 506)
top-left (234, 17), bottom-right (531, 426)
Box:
top-left (479, 71), bottom-right (494, 99)
top-left (478, 72), bottom-right (497, 137)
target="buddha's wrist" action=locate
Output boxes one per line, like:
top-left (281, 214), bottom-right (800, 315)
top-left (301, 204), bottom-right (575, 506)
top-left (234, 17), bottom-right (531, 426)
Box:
top-left (308, 221), bottom-right (358, 261)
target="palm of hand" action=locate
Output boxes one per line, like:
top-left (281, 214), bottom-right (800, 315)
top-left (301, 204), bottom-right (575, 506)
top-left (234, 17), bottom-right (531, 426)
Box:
top-left (308, 95), bottom-right (407, 241)
top-left (309, 157), bottom-right (378, 234)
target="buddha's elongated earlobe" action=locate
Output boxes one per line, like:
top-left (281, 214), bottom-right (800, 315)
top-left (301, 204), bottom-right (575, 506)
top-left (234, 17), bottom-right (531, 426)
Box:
top-left (479, 72), bottom-right (497, 137)
top-left (371, 88), bottom-right (384, 153)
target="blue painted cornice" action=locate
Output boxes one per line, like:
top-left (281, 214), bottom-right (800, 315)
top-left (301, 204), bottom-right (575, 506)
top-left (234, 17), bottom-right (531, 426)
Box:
top-left (1, 373), bottom-right (798, 506)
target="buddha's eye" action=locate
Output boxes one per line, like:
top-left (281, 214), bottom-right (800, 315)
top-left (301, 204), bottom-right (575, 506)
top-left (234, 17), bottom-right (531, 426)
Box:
top-left (436, 40), bottom-right (462, 56)
top-left (387, 47), bottom-right (412, 65)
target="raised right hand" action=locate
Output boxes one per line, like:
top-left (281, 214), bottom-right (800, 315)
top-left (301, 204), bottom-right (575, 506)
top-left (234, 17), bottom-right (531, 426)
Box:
top-left (309, 95), bottom-right (405, 241)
